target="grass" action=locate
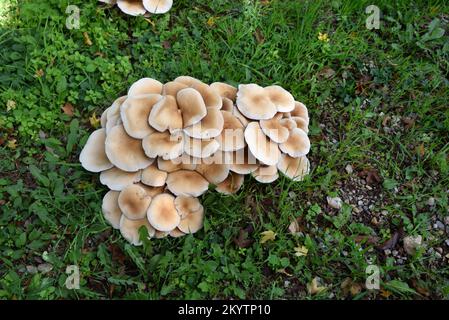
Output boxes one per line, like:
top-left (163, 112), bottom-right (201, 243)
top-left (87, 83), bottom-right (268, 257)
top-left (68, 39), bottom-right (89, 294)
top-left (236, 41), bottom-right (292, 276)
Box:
top-left (0, 0), bottom-right (448, 299)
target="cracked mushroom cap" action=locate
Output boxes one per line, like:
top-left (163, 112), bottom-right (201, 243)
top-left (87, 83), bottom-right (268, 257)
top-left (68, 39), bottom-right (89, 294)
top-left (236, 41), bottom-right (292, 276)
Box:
top-left (142, 0), bottom-right (173, 14)
top-left (279, 128), bottom-right (310, 157)
top-left (105, 125), bottom-right (154, 172)
top-left (259, 113), bottom-right (291, 144)
top-left (142, 130), bottom-right (184, 160)
top-left (177, 204), bottom-right (204, 234)
top-left (217, 111), bottom-right (246, 152)
top-left (118, 184), bottom-right (153, 220)
top-left (128, 77), bottom-right (163, 96)
top-left (80, 128), bottom-right (113, 173)
top-left (147, 193), bottom-right (180, 232)
top-left (210, 82), bottom-right (238, 101)
top-left (216, 172), bottom-right (244, 195)
top-left (166, 170), bottom-right (209, 197)
top-left (141, 164), bottom-right (167, 187)
top-left (177, 88), bottom-right (207, 127)
top-left (148, 95), bottom-right (183, 133)
top-left (184, 107), bottom-right (224, 139)
top-left (264, 85), bottom-right (295, 112)
top-left (228, 148), bottom-right (259, 174)
top-left (251, 165), bottom-right (279, 184)
top-left (162, 81), bottom-right (189, 97)
top-left (100, 167), bottom-right (141, 191)
top-left (236, 84), bottom-right (277, 120)
top-left (174, 195), bottom-right (202, 219)
top-left (291, 101), bottom-right (309, 124)
top-left (119, 215), bottom-right (155, 246)
top-left (244, 122), bottom-right (281, 166)
top-left (157, 155), bottom-right (197, 172)
top-left (184, 136), bottom-right (220, 159)
top-left (102, 191), bottom-right (122, 229)
top-left (277, 154), bottom-right (310, 181)
top-left (121, 94), bottom-right (161, 139)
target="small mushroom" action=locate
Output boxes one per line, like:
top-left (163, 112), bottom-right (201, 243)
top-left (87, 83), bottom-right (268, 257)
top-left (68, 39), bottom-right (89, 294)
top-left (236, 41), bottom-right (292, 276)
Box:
top-left (277, 154), bottom-right (310, 181)
top-left (105, 125), bottom-right (154, 172)
top-left (80, 128), bottom-right (113, 172)
top-left (251, 165), bottom-right (279, 183)
top-left (141, 164), bottom-right (168, 187)
top-left (184, 107), bottom-right (224, 139)
top-left (100, 167), bottom-right (141, 191)
top-left (290, 101), bottom-right (309, 124)
top-left (118, 184), bottom-right (153, 220)
top-left (120, 94), bottom-right (161, 139)
top-left (176, 88), bottom-right (207, 127)
top-left (101, 190), bottom-right (122, 229)
top-left (178, 204), bottom-right (204, 234)
top-left (210, 82), bottom-right (238, 101)
top-left (127, 77), bottom-right (163, 96)
top-left (148, 95), bottom-right (183, 133)
top-left (105, 96), bottom-right (127, 134)
top-left (259, 114), bottom-right (291, 144)
top-left (228, 148), bottom-right (259, 174)
top-left (264, 85), bottom-right (295, 112)
top-left (279, 128), bottom-right (310, 157)
top-left (217, 111), bottom-right (246, 152)
top-left (184, 136), bottom-right (220, 159)
top-left (244, 122), bottom-right (281, 166)
top-left (119, 215), bottom-right (155, 246)
top-left (166, 170), bottom-right (209, 197)
top-left (147, 193), bottom-right (180, 232)
top-left (142, 130), bottom-right (184, 160)
top-left (290, 116), bottom-right (309, 134)
top-left (236, 84), bottom-right (277, 120)
top-left (142, 0), bottom-right (173, 14)
top-left (216, 172), bottom-right (244, 195)
top-left (174, 195), bottom-right (202, 219)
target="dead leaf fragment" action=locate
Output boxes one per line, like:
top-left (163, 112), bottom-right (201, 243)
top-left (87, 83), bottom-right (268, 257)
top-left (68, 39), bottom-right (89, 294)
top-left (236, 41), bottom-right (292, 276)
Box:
top-left (307, 277), bottom-right (326, 295)
top-left (89, 112), bottom-right (100, 128)
top-left (294, 245), bottom-right (308, 257)
top-left (61, 103), bottom-right (74, 116)
top-left (83, 32), bottom-right (93, 46)
top-left (260, 230), bottom-right (276, 244)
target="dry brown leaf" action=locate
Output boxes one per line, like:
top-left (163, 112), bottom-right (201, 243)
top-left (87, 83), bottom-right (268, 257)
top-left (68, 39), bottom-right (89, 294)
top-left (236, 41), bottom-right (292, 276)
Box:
top-left (83, 32), bottom-right (93, 46)
top-left (61, 103), bottom-right (74, 116)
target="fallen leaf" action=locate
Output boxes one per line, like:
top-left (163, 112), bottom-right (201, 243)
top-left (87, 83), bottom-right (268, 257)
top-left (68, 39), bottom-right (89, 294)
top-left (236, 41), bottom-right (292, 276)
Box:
top-left (260, 230), bottom-right (276, 244)
top-left (378, 230), bottom-right (400, 251)
top-left (83, 32), bottom-right (93, 46)
top-left (416, 144), bottom-right (425, 157)
top-left (35, 69), bottom-right (44, 78)
top-left (61, 103), bottom-right (74, 116)
top-left (294, 245), bottom-right (308, 257)
top-left (354, 235), bottom-right (380, 245)
top-left (162, 41), bottom-right (171, 49)
top-left (254, 28), bottom-right (265, 44)
top-left (307, 277), bottom-right (326, 295)
top-left (276, 268), bottom-right (292, 276)
top-left (358, 168), bottom-right (382, 185)
top-left (89, 112), bottom-right (101, 128)
top-left (234, 225), bottom-right (254, 248)
top-left (6, 100), bottom-right (16, 111)
top-left (380, 289), bottom-right (392, 298)
top-left (207, 16), bottom-right (217, 27)
top-left (7, 139), bottom-right (17, 149)
top-left (317, 67), bottom-right (336, 79)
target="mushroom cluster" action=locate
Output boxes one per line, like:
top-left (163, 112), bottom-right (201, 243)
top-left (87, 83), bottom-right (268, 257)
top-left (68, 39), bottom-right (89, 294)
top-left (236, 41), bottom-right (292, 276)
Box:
top-left (80, 76), bottom-right (310, 245)
top-left (99, 0), bottom-right (173, 15)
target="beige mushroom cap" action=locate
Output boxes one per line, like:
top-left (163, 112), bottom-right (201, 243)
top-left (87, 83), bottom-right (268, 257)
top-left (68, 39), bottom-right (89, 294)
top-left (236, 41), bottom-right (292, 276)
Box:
top-left (177, 88), bottom-right (208, 127)
top-left (236, 84), bottom-right (277, 120)
top-left (169, 228), bottom-right (187, 238)
top-left (184, 107), bottom-right (224, 139)
top-left (184, 136), bottom-right (220, 159)
top-left (279, 128), bottom-right (310, 157)
top-left (118, 184), bottom-right (153, 220)
top-left (105, 125), bottom-right (154, 172)
top-left (210, 82), bottom-right (238, 101)
top-left (233, 107), bottom-right (250, 126)
top-left (244, 122), bottom-right (281, 166)
top-left (264, 85), bottom-right (295, 112)
top-left (127, 77), bottom-right (163, 96)
top-left (174, 195), bottom-right (202, 219)
top-left (100, 167), bottom-right (141, 191)
top-left (138, 183), bottom-right (165, 197)
top-left (101, 107), bottom-right (109, 128)
top-left (142, 0), bottom-right (173, 14)
top-left (120, 94), bottom-right (160, 139)
top-left (147, 193), bottom-right (180, 232)
top-left (166, 170), bottom-right (209, 197)
top-left (102, 191), bottom-right (122, 229)
top-left (157, 155), bottom-right (197, 172)
top-left (190, 82), bottom-right (223, 109)
top-left (178, 205), bottom-right (204, 234)
top-left (217, 111), bottom-right (246, 152)
top-left (221, 97), bottom-right (234, 112)
top-left (252, 165), bottom-right (279, 183)
top-left (148, 95), bottom-right (183, 133)
top-left (216, 172), bottom-right (245, 195)
top-left (259, 114), bottom-right (291, 144)
top-left (105, 96), bottom-right (127, 134)
top-left (174, 75), bottom-right (204, 87)
top-left (117, 0), bottom-right (146, 16)
top-left (291, 101), bottom-right (309, 124)
top-left (195, 153), bottom-right (230, 185)
top-left (80, 128), bottom-right (113, 173)
top-left (154, 230), bottom-right (170, 238)
top-left (290, 116), bottom-right (309, 134)
top-left (141, 164), bottom-right (167, 187)
top-left (277, 154), bottom-right (310, 181)
top-left (119, 215), bottom-right (155, 246)
top-left (228, 148), bottom-right (259, 174)
top-left (162, 81), bottom-right (189, 97)
top-left (142, 130), bottom-right (184, 160)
